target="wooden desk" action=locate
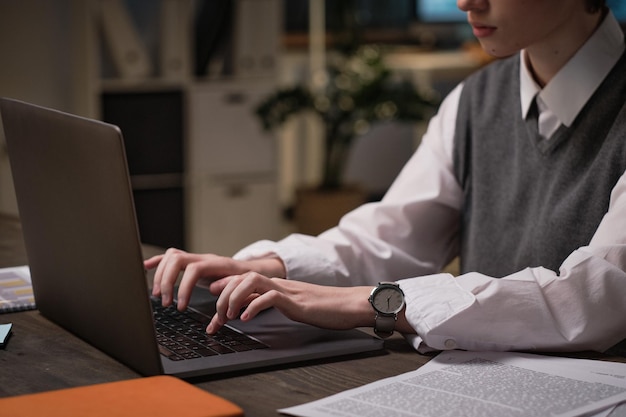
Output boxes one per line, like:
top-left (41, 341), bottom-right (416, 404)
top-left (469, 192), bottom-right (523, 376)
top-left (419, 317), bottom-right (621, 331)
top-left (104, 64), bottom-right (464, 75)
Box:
top-left (0, 213), bottom-right (433, 416)
top-left (1, 213), bottom-right (624, 416)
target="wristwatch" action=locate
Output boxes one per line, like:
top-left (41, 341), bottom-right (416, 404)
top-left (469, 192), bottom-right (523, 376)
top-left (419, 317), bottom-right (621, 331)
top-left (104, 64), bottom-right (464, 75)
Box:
top-left (369, 282), bottom-right (405, 339)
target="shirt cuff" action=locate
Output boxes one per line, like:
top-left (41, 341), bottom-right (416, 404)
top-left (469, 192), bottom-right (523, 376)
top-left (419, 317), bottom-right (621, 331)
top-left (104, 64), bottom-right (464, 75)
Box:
top-left (398, 273), bottom-right (475, 351)
top-left (233, 235), bottom-right (347, 286)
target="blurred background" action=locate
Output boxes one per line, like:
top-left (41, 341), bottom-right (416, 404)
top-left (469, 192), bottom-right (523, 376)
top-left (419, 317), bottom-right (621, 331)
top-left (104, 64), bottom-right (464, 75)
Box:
top-left (3, 0), bottom-right (618, 256)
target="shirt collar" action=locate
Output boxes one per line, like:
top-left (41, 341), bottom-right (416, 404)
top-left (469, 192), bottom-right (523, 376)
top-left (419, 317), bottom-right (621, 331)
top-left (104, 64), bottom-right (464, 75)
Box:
top-left (520, 11), bottom-right (625, 126)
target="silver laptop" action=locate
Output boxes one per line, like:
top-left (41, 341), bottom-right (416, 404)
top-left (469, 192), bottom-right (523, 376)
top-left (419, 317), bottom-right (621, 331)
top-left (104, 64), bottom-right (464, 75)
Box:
top-left (0, 97), bottom-right (383, 378)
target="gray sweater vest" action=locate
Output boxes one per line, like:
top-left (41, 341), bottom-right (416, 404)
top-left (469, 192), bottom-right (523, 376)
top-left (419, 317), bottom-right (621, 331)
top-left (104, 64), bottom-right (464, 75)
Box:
top-left (453, 50), bottom-right (626, 277)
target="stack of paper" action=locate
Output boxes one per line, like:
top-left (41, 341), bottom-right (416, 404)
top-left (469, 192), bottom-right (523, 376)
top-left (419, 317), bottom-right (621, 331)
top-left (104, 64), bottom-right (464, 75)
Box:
top-left (281, 351), bottom-right (626, 417)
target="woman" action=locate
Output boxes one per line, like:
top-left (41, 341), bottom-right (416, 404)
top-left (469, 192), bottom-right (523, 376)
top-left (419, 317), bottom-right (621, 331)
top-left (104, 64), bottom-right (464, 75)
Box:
top-left (147, 0), bottom-right (626, 353)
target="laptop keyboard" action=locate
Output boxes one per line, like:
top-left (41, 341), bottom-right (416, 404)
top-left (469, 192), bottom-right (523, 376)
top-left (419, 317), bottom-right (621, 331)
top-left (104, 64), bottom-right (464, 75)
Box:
top-left (151, 298), bottom-right (268, 361)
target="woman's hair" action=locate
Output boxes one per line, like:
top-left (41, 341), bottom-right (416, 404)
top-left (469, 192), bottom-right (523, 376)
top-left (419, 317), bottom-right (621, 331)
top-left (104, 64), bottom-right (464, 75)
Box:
top-left (586, 0), bottom-right (606, 13)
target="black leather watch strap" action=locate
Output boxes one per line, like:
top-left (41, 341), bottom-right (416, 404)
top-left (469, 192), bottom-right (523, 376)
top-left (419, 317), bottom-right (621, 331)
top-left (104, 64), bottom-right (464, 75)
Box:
top-left (374, 314), bottom-right (396, 339)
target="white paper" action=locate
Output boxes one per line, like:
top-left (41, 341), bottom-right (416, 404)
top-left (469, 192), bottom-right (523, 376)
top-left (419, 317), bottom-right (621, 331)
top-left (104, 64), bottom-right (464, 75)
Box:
top-left (280, 351), bottom-right (626, 417)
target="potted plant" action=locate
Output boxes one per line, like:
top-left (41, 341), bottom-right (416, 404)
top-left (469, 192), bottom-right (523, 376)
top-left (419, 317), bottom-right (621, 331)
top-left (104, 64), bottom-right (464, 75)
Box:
top-left (256, 44), bottom-right (435, 191)
top-left (255, 43), bottom-right (436, 234)
top-left (258, 0), bottom-right (437, 234)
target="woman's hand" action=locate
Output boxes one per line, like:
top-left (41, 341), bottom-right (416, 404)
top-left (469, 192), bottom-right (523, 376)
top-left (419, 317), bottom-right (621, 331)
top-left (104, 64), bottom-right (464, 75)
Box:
top-left (144, 247), bottom-right (286, 310)
top-left (146, 249), bottom-right (415, 337)
top-left (206, 271), bottom-right (375, 334)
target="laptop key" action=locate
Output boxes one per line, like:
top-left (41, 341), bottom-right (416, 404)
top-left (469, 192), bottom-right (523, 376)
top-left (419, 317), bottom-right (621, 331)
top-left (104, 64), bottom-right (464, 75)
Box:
top-left (208, 344), bottom-right (235, 354)
top-left (158, 344), bottom-right (178, 358)
top-left (196, 347), bottom-right (219, 357)
top-left (151, 298), bottom-right (268, 360)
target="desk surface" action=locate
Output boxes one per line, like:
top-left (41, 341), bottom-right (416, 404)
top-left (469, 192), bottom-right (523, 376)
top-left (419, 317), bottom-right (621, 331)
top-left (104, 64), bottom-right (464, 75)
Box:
top-left (0, 213), bottom-right (623, 416)
top-left (0, 213), bottom-right (433, 415)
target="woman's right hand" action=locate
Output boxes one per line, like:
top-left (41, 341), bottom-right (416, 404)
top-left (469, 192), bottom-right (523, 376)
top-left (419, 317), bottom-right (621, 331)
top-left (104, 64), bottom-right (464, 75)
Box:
top-left (144, 247), bottom-right (286, 311)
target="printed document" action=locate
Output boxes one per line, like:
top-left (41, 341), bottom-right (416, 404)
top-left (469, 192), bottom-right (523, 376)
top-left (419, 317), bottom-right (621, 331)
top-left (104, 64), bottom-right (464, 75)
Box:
top-left (280, 351), bottom-right (626, 417)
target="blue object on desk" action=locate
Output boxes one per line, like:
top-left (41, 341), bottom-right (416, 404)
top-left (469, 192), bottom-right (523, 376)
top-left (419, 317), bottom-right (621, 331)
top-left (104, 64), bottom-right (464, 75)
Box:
top-left (0, 323), bottom-right (12, 348)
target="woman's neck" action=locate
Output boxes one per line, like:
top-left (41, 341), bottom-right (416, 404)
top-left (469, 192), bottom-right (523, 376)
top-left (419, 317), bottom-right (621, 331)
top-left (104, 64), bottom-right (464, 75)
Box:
top-left (525, 9), bottom-right (605, 87)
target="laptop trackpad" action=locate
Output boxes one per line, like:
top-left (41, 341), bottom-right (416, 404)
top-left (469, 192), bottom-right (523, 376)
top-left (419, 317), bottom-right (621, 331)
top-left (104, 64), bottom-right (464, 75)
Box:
top-left (183, 287), bottom-right (373, 349)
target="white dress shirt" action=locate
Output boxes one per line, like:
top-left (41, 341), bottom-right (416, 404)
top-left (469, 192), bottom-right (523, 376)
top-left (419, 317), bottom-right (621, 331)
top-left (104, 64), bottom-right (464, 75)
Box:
top-left (235, 12), bottom-right (626, 353)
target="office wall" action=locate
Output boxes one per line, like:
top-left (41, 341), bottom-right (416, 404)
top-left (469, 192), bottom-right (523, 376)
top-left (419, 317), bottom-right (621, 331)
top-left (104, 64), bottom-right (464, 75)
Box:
top-left (0, 0), bottom-right (91, 215)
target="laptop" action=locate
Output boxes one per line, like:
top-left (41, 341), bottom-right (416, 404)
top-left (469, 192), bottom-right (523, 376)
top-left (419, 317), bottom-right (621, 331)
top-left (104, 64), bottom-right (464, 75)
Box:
top-left (0, 97), bottom-right (383, 379)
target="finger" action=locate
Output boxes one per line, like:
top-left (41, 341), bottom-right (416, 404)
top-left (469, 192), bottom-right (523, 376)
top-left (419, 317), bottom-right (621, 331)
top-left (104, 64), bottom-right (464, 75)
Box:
top-left (208, 276), bottom-right (241, 334)
top-left (239, 289), bottom-right (290, 321)
top-left (154, 248), bottom-right (187, 305)
top-left (175, 262), bottom-right (206, 310)
top-left (151, 253), bottom-right (170, 296)
top-left (239, 291), bottom-right (281, 321)
top-left (206, 311), bottom-right (227, 334)
top-left (145, 254), bottom-right (165, 296)
top-left (161, 252), bottom-right (192, 306)
top-left (143, 254), bottom-right (163, 271)
top-left (213, 274), bottom-right (244, 321)
top-left (206, 291), bottom-right (260, 334)
top-left (212, 272), bottom-right (264, 323)
top-left (208, 276), bottom-right (232, 295)
top-left (175, 255), bottom-right (240, 309)
top-left (225, 273), bottom-right (278, 319)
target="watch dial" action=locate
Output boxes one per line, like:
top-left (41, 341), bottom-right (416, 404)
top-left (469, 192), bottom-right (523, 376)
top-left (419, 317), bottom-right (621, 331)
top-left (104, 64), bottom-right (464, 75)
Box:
top-left (373, 287), bottom-right (404, 314)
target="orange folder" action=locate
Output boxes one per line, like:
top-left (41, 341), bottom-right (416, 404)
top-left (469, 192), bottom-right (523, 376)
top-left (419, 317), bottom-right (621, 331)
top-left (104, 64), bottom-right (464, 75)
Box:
top-left (1, 375), bottom-right (244, 417)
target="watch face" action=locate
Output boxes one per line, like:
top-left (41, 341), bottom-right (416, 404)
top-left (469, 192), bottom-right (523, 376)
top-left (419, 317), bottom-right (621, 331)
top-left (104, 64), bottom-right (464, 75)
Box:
top-left (372, 286), bottom-right (405, 314)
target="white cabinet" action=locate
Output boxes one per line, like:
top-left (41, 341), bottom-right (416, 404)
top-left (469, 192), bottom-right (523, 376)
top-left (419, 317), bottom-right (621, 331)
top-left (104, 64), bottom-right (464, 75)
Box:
top-left (186, 81), bottom-right (280, 254)
top-left (91, 0), bottom-right (282, 253)
top-left (187, 82), bottom-right (277, 177)
top-left (187, 178), bottom-right (279, 256)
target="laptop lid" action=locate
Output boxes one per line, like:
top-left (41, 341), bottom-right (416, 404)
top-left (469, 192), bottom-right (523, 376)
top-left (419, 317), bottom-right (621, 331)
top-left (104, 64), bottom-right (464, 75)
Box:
top-left (0, 98), bottom-right (383, 378)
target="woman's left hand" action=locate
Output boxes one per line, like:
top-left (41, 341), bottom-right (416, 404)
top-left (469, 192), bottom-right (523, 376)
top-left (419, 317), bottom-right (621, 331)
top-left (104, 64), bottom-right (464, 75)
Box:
top-left (206, 272), bottom-right (373, 334)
